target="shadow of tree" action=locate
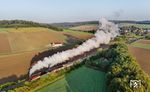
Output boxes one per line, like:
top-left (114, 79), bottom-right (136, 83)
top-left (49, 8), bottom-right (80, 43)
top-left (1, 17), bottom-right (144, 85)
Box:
top-left (0, 74), bottom-right (27, 85)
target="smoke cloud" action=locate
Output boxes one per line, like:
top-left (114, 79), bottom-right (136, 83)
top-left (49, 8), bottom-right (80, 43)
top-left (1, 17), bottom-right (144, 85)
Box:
top-left (113, 9), bottom-right (124, 18)
top-left (29, 18), bottom-right (119, 76)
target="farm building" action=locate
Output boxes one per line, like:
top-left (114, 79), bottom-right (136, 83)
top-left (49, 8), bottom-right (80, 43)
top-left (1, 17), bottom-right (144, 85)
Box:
top-left (46, 42), bottom-right (63, 48)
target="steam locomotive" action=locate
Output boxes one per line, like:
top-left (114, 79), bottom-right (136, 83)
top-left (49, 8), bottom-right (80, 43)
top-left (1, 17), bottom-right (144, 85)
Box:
top-left (29, 44), bottom-right (108, 81)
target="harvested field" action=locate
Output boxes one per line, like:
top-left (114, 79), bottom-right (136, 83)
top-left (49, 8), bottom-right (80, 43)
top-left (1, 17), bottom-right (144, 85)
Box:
top-left (0, 33), bottom-right (11, 53)
top-left (0, 51), bottom-right (39, 84)
top-left (0, 27), bottom-right (92, 53)
top-left (0, 27), bottom-right (93, 84)
top-left (70, 24), bottom-right (98, 31)
top-left (7, 31), bottom-right (65, 52)
top-left (128, 46), bottom-right (150, 74)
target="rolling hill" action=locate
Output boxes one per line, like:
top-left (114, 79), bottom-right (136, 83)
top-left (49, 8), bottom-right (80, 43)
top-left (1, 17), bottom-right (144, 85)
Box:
top-left (0, 27), bottom-right (92, 54)
top-left (0, 27), bottom-right (93, 84)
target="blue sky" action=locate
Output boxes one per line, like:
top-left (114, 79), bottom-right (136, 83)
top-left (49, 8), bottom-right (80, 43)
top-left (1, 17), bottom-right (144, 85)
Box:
top-left (0, 0), bottom-right (149, 23)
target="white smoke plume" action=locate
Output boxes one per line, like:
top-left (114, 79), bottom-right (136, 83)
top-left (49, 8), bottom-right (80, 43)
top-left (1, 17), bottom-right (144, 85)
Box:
top-left (29, 18), bottom-right (119, 76)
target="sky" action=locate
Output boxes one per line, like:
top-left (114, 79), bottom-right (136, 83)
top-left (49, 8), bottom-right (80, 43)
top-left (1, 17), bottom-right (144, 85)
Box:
top-left (0, 0), bottom-right (149, 23)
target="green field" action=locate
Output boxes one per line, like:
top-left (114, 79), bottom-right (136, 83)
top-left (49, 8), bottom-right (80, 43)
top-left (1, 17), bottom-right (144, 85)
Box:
top-left (131, 40), bottom-right (150, 49)
top-left (131, 42), bottom-right (150, 49)
top-left (37, 66), bottom-right (106, 92)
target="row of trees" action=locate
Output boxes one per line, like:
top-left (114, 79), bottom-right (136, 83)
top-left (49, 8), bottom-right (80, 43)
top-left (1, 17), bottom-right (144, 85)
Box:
top-left (106, 43), bottom-right (150, 92)
top-left (86, 43), bottom-right (150, 92)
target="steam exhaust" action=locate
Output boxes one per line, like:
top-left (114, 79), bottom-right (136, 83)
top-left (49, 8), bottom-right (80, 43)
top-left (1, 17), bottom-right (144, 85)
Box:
top-left (29, 18), bottom-right (119, 76)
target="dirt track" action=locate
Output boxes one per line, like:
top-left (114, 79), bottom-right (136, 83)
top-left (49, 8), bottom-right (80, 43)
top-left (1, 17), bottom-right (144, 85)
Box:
top-left (128, 46), bottom-right (150, 75)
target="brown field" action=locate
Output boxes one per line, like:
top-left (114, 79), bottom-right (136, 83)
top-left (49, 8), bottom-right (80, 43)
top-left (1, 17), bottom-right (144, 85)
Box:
top-left (0, 51), bottom-right (40, 84)
top-left (0, 27), bottom-right (92, 53)
top-left (0, 27), bottom-right (93, 84)
top-left (128, 46), bottom-right (150, 74)
top-left (70, 24), bottom-right (98, 31)
top-left (0, 33), bottom-right (11, 53)
top-left (7, 31), bottom-right (65, 52)
top-left (0, 51), bottom-right (36, 78)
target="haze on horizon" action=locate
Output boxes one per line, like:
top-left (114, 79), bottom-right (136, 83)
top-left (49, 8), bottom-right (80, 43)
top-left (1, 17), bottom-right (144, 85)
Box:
top-left (0, 0), bottom-right (149, 23)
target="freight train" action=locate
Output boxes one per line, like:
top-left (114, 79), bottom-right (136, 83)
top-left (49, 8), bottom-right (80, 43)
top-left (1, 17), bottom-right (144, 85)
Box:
top-left (29, 44), bottom-right (108, 81)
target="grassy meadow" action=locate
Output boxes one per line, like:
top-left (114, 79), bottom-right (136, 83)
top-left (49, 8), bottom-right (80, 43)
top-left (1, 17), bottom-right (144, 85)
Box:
top-left (37, 66), bottom-right (106, 92)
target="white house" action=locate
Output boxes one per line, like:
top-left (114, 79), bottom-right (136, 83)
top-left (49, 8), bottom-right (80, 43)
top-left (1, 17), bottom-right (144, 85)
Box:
top-left (46, 42), bottom-right (63, 48)
top-left (51, 42), bottom-right (63, 47)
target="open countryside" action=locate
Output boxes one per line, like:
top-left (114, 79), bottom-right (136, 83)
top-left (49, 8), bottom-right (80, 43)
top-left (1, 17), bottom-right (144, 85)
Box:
top-left (0, 27), bottom-right (92, 84)
top-left (0, 27), bottom-right (92, 54)
top-left (37, 66), bottom-right (106, 92)
top-left (0, 1), bottom-right (150, 92)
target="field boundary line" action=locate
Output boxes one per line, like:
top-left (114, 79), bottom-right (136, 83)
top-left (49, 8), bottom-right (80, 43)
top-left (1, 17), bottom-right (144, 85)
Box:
top-left (31, 75), bottom-right (65, 92)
